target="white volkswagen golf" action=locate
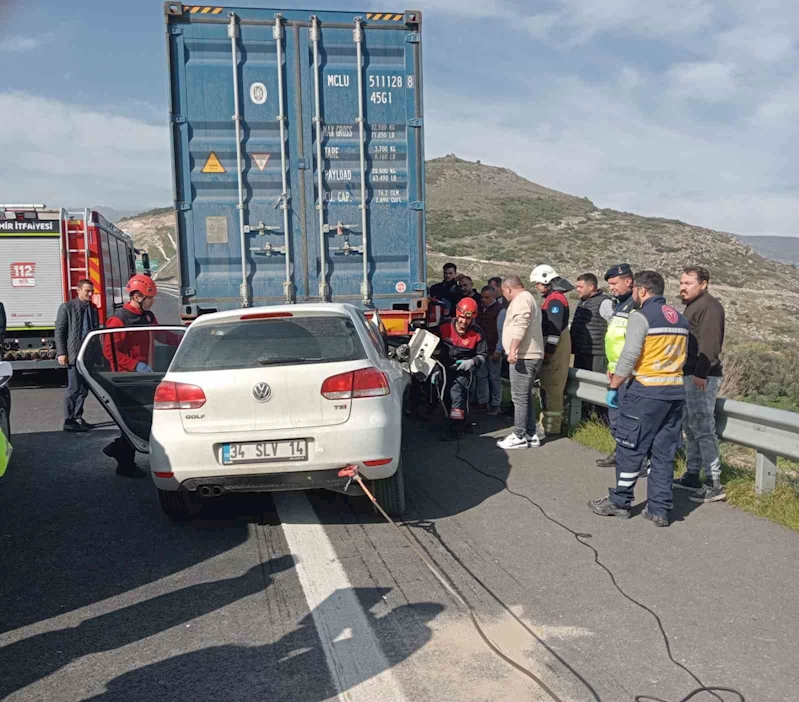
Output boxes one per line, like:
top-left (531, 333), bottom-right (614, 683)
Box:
top-left (78, 304), bottom-right (408, 520)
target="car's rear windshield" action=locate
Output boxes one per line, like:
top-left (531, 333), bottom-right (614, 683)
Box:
top-left (171, 315), bottom-right (366, 372)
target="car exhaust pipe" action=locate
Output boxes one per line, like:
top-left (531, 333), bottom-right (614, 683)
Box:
top-left (199, 485), bottom-right (223, 498)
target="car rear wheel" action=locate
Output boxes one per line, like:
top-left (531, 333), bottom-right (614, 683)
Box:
top-left (371, 457), bottom-right (405, 517)
top-left (157, 488), bottom-right (197, 522)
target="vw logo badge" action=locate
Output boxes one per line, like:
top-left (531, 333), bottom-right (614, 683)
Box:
top-left (253, 382), bottom-right (272, 403)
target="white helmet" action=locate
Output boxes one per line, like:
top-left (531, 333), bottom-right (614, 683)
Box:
top-left (530, 264), bottom-right (559, 285)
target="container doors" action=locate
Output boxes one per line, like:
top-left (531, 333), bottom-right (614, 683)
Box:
top-left (168, 11), bottom-right (423, 310)
top-left (169, 15), bottom-right (307, 307)
top-left (300, 17), bottom-right (422, 306)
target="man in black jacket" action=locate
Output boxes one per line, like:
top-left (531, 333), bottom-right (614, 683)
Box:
top-left (674, 266), bottom-right (727, 503)
top-left (572, 273), bottom-right (614, 372)
top-left (55, 279), bottom-right (99, 432)
top-left (429, 262), bottom-right (460, 313)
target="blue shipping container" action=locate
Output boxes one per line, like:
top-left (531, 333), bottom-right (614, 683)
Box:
top-left (164, 3), bottom-right (425, 318)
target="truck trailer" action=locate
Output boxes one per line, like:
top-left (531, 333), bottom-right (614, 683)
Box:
top-left (0, 205), bottom-right (146, 370)
top-left (164, 4), bottom-right (426, 331)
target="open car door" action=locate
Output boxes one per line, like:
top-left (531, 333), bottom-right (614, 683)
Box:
top-left (76, 327), bottom-right (186, 453)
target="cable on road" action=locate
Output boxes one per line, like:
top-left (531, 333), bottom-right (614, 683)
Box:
top-left (338, 464), bottom-right (565, 702)
top-left (402, 516), bottom-right (602, 702)
top-left (449, 441), bottom-right (745, 702)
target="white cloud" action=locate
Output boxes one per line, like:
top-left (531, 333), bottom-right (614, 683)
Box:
top-left (421, 0), bottom-right (715, 43)
top-left (0, 92), bottom-right (171, 210)
top-left (753, 86), bottom-right (799, 125)
top-left (545, 0), bottom-right (714, 43)
top-left (425, 72), bottom-right (794, 236)
top-left (667, 62), bottom-right (738, 103)
top-left (716, 27), bottom-right (796, 64)
top-left (418, 0), bottom-right (798, 237)
top-left (1, 36), bottom-right (42, 52)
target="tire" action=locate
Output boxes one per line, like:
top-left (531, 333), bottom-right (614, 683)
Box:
top-left (371, 457), bottom-right (406, 517)
top-left (157, 487), bottom-right (196, 522)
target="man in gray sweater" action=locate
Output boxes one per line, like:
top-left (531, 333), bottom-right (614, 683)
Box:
top-left (55, 280), bottom-right (99, 432)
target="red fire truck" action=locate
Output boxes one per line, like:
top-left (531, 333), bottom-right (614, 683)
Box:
top-left (0, 204), bottom-right (149, 370)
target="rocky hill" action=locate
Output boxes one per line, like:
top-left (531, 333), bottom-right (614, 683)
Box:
top-left (111, 155), bottom-right (799, 344)
top-left (735, 235), bottom-right (799, 266)
top-left (426, 155), bottom-right (799, 344)
top-left (117, 208), bottom-right (178, 281)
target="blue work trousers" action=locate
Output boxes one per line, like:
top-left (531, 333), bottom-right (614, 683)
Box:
top-left (609, 394), bottom-right (683, 518)
top-left (608, 382), bottom-right (629, 440)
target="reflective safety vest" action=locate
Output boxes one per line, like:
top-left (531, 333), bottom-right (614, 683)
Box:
top-left (0, 428), bottom-right (12, 478)
top-left (628, 297), bottom-right (688, 399)
top-left (605, 293), bottom-right (635, 373)
top-left (629, 296), bottom-right (689, 400)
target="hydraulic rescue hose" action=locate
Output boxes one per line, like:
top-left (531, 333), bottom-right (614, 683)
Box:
top-left (448, 442), bottom-right (744, 702)
top-left (337, 463), bottom-right (563, 702)
top-left (394, 359), bottom-right (744, 700)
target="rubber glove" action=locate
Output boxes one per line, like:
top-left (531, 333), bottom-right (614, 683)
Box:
top-left (606, 389), bottom-right (619, 408)
top-left (454, 358), bottom-right (475, 372)
top-left (135, 362), bottom-right (153, 373)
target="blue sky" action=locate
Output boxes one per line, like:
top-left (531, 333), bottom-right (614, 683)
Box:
top-left (1, 0), bottom-right (797, 236)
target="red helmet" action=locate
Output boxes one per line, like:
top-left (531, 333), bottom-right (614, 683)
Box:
top-left (126, 274), bottom-right (157, 298)
top-left (455, 297), bottom-right (478, 320)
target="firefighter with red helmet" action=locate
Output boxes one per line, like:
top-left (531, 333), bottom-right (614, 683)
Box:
top-left (101, 274), bottom-right (164, 478)
top-left (437, 297), bottom-right (488, 440)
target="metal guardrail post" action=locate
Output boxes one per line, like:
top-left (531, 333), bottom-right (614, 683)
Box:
top-left (755, 451), bottom-right (778, 495)
top-left (565, 368), bottom-right (799, 497)
top-left (567, 396), bottom-right (582, 432)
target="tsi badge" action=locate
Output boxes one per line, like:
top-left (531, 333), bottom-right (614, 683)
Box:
top-left (253, 382), bottom-right (272, 403)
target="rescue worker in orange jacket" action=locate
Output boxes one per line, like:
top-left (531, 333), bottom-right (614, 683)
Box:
top-left (102, 275), bottom-right (163, 478)
top-left (436, 297), bottom-right (488, 440)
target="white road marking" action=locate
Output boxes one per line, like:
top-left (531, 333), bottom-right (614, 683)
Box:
top-left (157, 287), bottom-right (180, 298)
top-left (274, 493), bottom-right (408, 702)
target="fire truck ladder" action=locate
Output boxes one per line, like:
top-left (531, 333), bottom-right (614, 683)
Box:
top-left (65, 208), bottom-right (92, 294)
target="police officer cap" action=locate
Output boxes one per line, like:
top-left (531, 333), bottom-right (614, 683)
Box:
top-left (604, 263), bottom-right (633, 281)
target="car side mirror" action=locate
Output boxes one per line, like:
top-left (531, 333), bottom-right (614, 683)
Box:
top-left (141, 253), bottom-right (151, 277)
top-left (0, 302), bottom-right (6, 339)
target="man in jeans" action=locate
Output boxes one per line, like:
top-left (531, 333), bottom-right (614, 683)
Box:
top-left (496, 276), bottom-right (545, 450)
top-left (476, 286), bottom-right (503, 415)
top-left (55, 279), bottom-right (99, 432)
top-left (674, 266), bottom-right (727, 503)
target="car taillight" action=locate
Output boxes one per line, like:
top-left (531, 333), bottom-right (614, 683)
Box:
top-left (321, 367), bottom-right (389, 400)
top-left (154, 381), bottom-right (206, 410)
top-left (352, 367), bottom-right (389, 398)
top-left (321, 372), bottom-right (353, 400)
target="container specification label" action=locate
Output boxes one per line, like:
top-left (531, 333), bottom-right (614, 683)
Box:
top-left (10, 262), bottom-right (36, 287)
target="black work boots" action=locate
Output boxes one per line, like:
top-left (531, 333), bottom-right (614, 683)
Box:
top-left (595, 450), bottom-right (617, 468)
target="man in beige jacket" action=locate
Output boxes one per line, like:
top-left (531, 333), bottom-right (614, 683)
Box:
top-left (497, 276), bottom-right (545, 450)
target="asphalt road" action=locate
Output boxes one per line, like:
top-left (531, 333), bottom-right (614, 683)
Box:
top-left (2, 302), bottom-right (799, 700)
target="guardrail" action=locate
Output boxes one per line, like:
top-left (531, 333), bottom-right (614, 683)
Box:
top-left (565, 369), bottom-right (799, 495)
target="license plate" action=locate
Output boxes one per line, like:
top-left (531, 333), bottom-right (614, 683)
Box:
top-left (222, 439), bottom-right (308, 465)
